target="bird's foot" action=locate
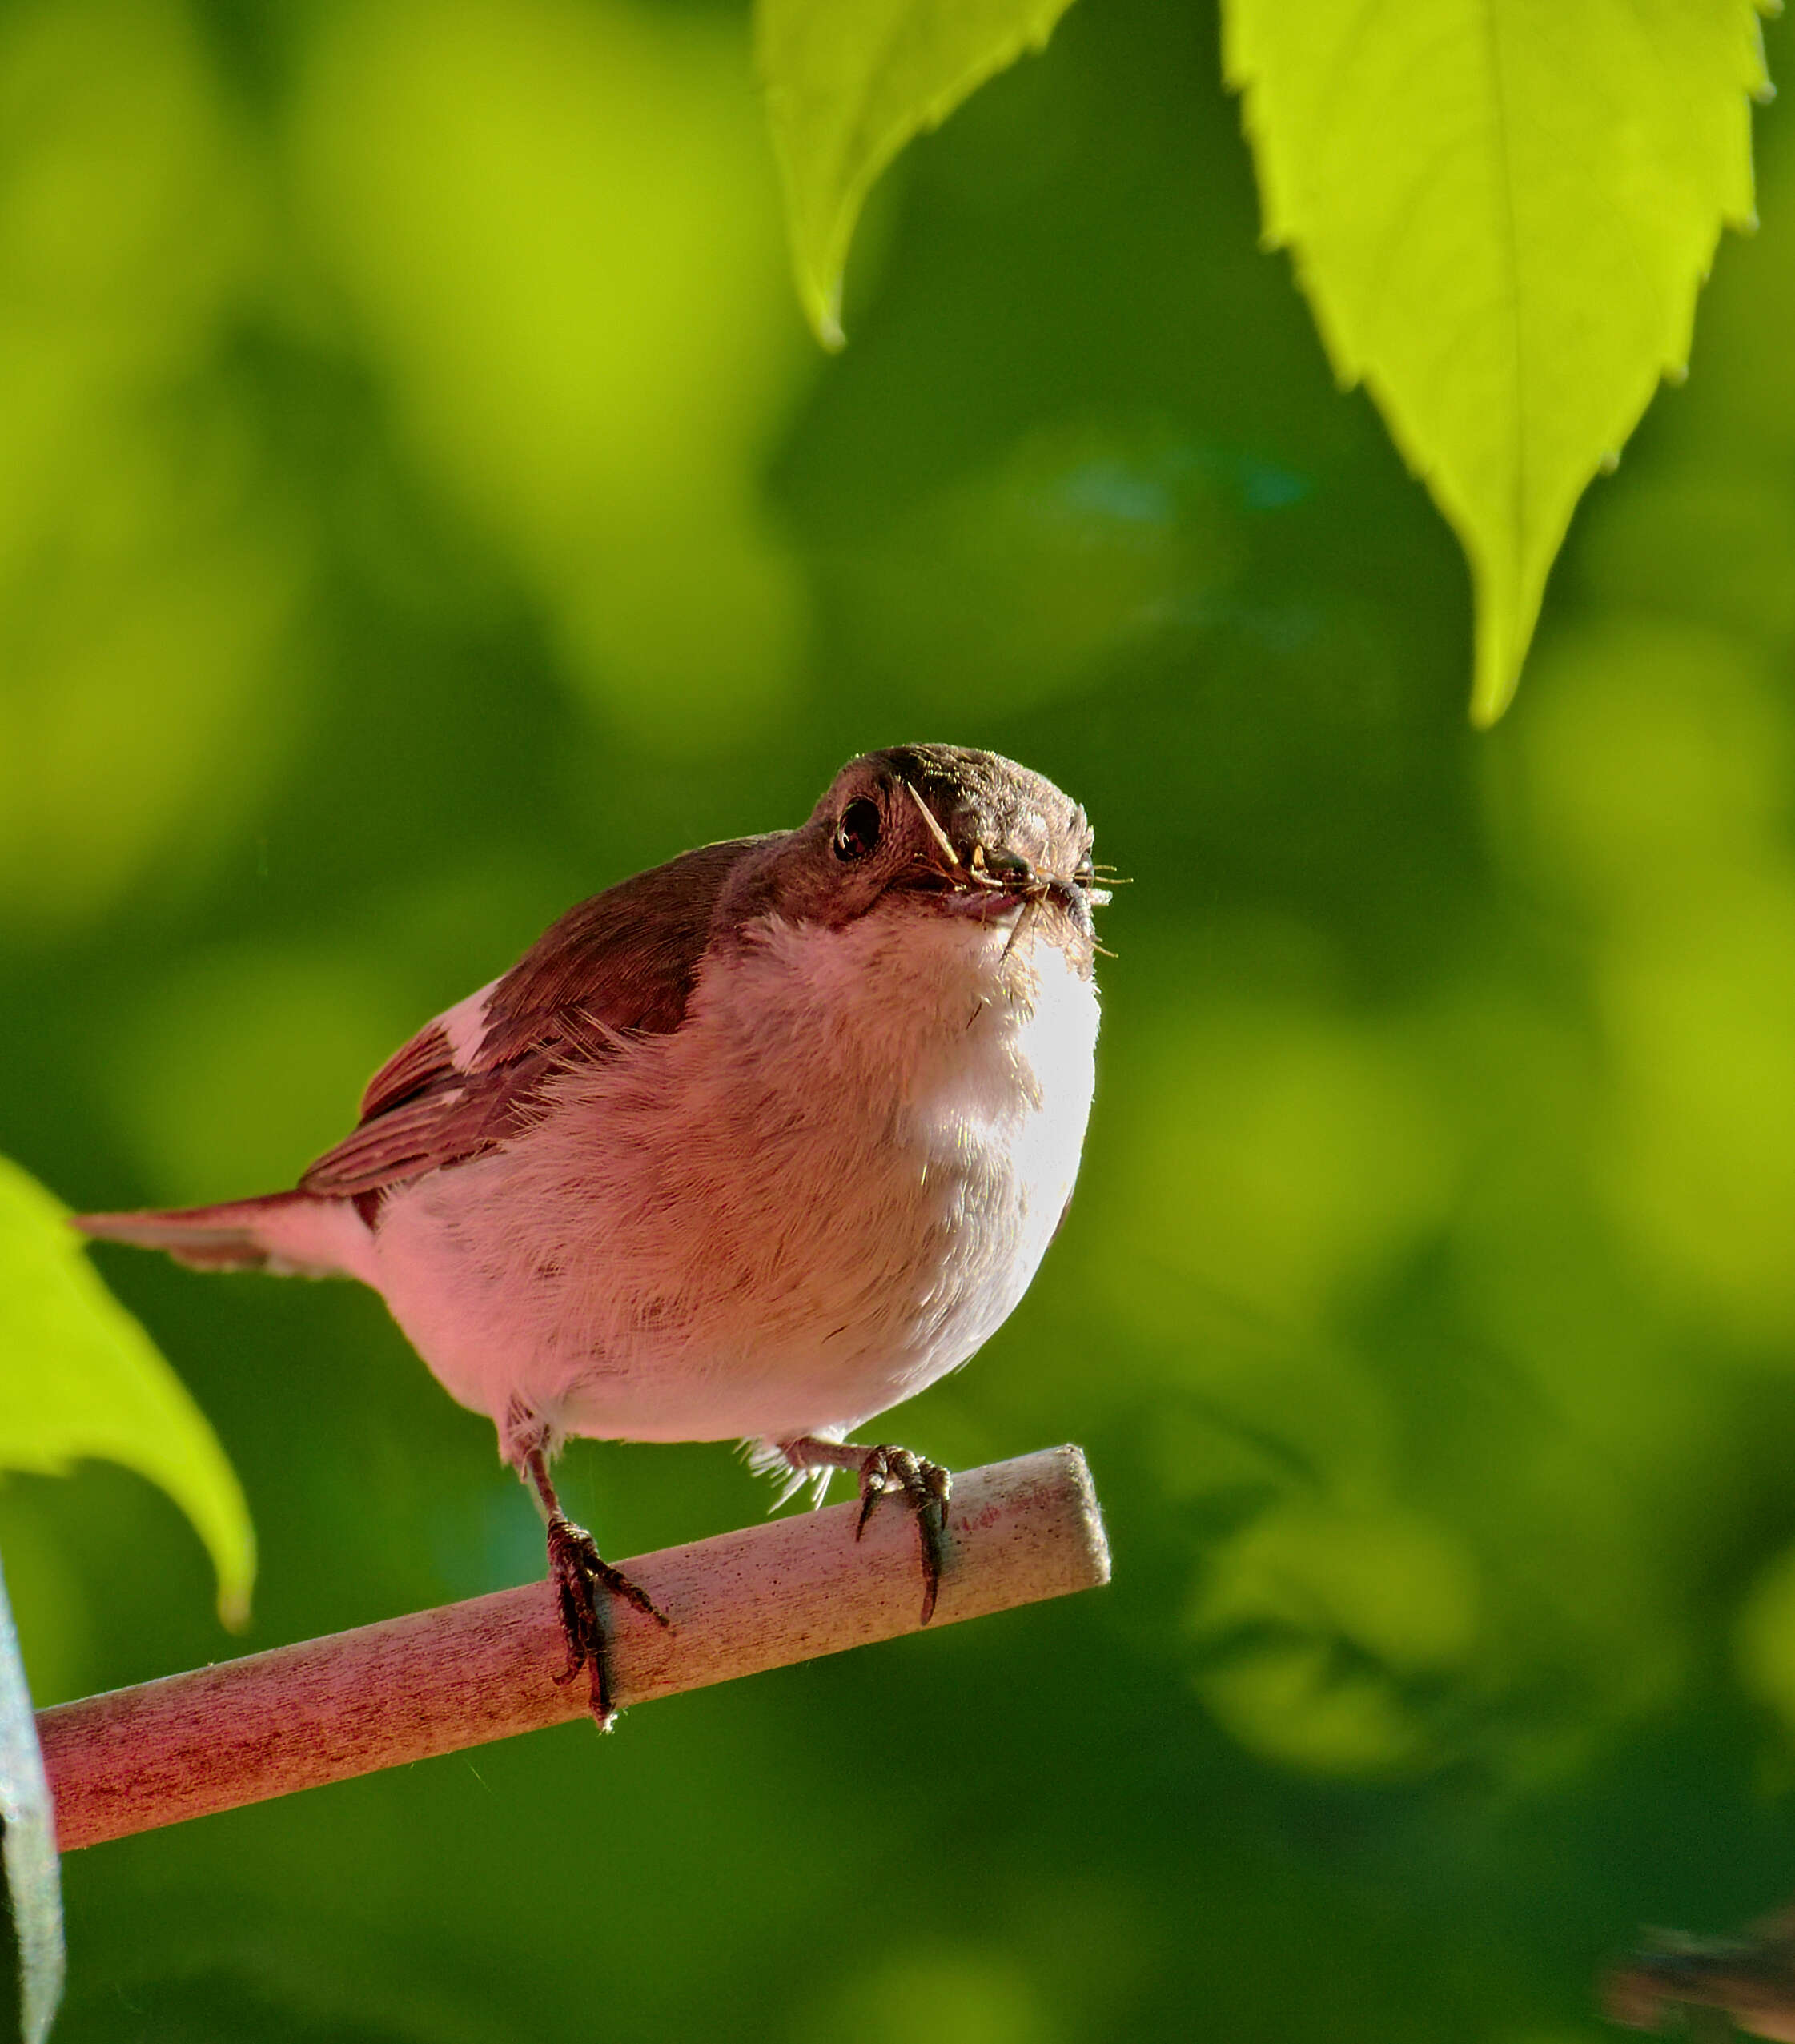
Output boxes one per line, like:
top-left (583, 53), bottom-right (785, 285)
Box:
top-left (773, 1435), bottom-right (956, 1624)
top-left (545, 1512), bottom-right (669, 1731)
top-left (853, 1445), bottom-right (953, 1624)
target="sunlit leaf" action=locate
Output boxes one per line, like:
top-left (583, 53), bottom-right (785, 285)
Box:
top-left (0, 1155), bottom-right (254, 1628)
top-left (0, 1550), bottom-right (62, 2044)
top-left (1223, 0), bottom-right (1769, 723)
top-left (757, 0), bottom-right (1078, 347)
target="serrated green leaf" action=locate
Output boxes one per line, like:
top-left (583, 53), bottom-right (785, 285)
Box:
top-left (757, 0), bottom-right (1078, 347)
top-left (0, 1155), bottom-right (254, 1629)
top-left (1223, 0), bottom-right (1769, 724)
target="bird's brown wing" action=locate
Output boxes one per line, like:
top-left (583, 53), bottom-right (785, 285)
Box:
top-left (301, 835), bottom-right (763, 1199)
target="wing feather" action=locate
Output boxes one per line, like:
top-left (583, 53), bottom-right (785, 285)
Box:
top-left (358, 1022), bottom-right (456, 1122)
top-left (301, 835), bottom-right (762, 1200)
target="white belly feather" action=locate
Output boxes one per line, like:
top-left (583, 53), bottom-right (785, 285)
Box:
top-left (369, 909), bottom-right (1098, 1447)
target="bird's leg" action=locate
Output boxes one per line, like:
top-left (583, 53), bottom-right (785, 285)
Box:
top-left (778, 1436), bottom-right (954, 1624)
top-left (515, 1439), bottom-right (667, 1732)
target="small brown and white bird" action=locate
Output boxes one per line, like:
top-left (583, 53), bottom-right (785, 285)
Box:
top-left (78, 745), bottom-right (1106, 1723)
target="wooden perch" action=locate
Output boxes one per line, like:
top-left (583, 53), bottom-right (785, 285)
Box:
top-left (38, 1445), bottom-right (1108, 1852)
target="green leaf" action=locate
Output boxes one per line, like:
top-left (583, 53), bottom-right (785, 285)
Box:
top-left (0, 1155), bottom-right (254, 1629)
top-left (1223, 0), bottom-right (1769, 725)
top-left (757, 0), bottom-right (1078, 347)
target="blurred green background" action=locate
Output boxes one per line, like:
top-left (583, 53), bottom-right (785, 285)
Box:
top-left (4, 0), bottom-right (1795, 2035)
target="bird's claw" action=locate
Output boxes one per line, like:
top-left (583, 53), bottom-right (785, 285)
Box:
top-left (545, 1512), bottom-right (669, 1730)
top-left (853, 1445), bottom-right (953, 1624)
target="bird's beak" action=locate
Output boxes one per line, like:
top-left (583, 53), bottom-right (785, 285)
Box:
top-left (895, 779), bottom-right (1099, 938)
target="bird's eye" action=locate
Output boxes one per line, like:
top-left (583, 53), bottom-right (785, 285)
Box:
top-left (833, 797), bottom-right (882, 861)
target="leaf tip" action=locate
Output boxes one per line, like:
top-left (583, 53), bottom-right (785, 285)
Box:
top-left (794, 257), bottom-right (846, 352)
top-left (1468, 685), bottom-right (1512, 732)
top-left (1469, 610), bottom-right (1524, 729)
top-left (212, 1521), bottom-right (257, 1632)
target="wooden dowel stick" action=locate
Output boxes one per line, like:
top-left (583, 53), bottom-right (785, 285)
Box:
top-left (38, 1446), bottom-right (1109, 1852)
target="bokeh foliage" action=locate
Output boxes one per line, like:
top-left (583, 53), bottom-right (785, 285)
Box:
top-left (3, 0), bottom-right (1795, 2038)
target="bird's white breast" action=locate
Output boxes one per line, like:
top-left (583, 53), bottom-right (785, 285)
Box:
top-left (370, 907), bottom-right (1099, 1448)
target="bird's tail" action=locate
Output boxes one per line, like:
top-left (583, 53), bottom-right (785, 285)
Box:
top-left (74, 1191), bottom-right (375, 1283)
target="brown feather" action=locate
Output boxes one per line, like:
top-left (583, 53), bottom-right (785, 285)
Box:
top-left (302, 837), bottom-right (759, 1201)
top-left (76, 1193), bottom-right (309, 1271)
top-left (359, 1022), bottom-right (456, 1121)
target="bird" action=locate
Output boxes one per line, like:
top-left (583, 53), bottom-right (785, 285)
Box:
top-left (75, 744), bottom-right (1106, 1725)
